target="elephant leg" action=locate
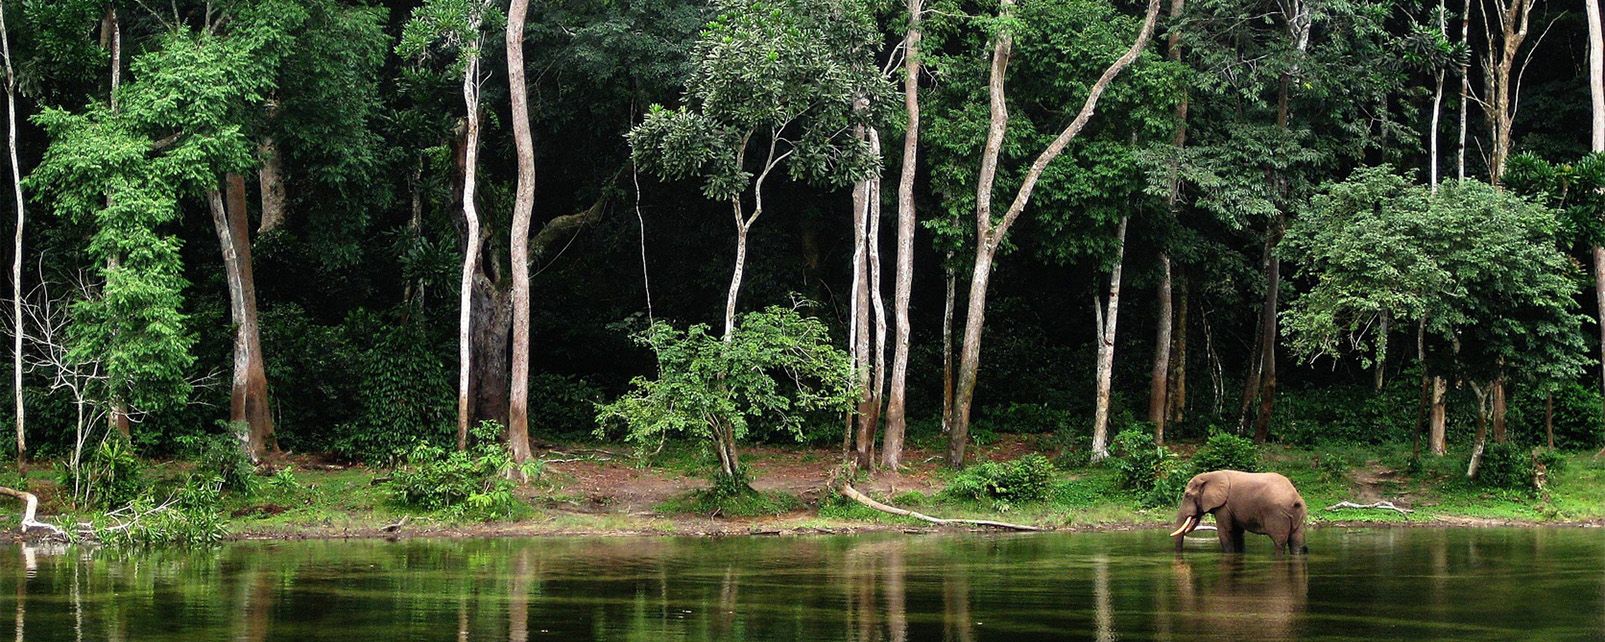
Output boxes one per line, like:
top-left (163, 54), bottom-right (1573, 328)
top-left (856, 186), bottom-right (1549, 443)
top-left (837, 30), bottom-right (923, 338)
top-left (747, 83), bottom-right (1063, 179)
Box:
top-left (1291, 524), bottom-right (1307, 554)
top-left (1230, 528), bottom-right (1245, 553)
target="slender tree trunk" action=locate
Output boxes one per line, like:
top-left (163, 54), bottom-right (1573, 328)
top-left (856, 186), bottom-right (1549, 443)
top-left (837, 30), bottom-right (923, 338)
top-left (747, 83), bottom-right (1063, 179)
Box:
top-left (1091, 217), bottom-right (1129, 461)
top-left (948, 0), bottom-right (1162, 466)
top-left (867, 130), bottom-right (888, 468)
top-left (1168, 274), bottom-right (1188, 424)
top-left (940, 255), bottom-right (956, 435)
top-left (1467, 383), bottom-right (1490, 478)
top-left (1252, 217), bottom-right (1282, 443)
top-left (1430, 70), bottom-right (1443, 191)
top-left (505, 0), bottom-right (536, 465)
top-left (723, 216), bottom-right (750, 340)
top-left (0, 0), bottom-right (21, 463)
top-left (1374, 313), bottom-right (1389, 391)
top-left (884, 0), bottom-right (922, 469)
top-left (256, 135), bottom-right (286, 235)
top-left (1545, 391), bottom-right (1554, 449)
top-left (455, 43), bottom-right (484, 450)
top-left (1150, 254), bottom-right (1172, 443)
top-left (103, 6), bottom-right (130, 438)
top-left (1457, 0), bottom-right (1470, 180)
top-left (1491, 376), bottom-right (1506, 443)
top-left (1430, 377), bottom-right (1447, 455)
top-left (1586, 0), bottom-right (1604, 411)
top-left (210, 178), bottom-right (275, 460)
top-left (851, 154), bottom-right (874, 467)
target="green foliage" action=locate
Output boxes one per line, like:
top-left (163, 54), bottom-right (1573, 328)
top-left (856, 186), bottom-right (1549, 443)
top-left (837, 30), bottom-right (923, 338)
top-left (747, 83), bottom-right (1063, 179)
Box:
top-left (177, 423), bottom-right (258, 495)
top-left (596, 305), bottom-right (855, 455)
top-left (1316, 451), bottom-right (1352, 482)
top-left (1192, 431), bottom-right (1260, 472)
top-left (64, 433), bottom-right (149, 510)
top-left (529, 374), bottom-right (606, 441)
top-left (1107, 428), bottom-right (1189, 506)
top-left (1276, 379), bottom-right (1421, 445)
top-left (386, 421), bottom-right (532, 520)
top-left (1476, 442), bottom-right (1535, 492)
top-left (1507, 383), bottom-right (1605, 451)
top-left (92, 476), bottom-right (229, 548)
top-left (328, 313), bottom-right (455, 463)
top-left (942, 454), bottom-right (1057, 509)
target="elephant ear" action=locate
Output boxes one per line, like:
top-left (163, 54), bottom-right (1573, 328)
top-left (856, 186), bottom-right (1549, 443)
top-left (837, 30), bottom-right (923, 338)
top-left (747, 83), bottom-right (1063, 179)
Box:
top-left (1198, 475), bottom-right (1230, 512)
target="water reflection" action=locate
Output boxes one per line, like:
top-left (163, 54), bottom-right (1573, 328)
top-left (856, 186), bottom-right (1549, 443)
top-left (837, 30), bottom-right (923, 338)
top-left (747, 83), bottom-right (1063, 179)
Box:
top-left (0, 529), bottom-right (1598, 640)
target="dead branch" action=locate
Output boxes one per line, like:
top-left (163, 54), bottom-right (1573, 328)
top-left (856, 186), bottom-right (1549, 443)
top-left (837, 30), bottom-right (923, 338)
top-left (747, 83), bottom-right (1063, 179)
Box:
top-left (1324, 500), bottom-right (1414, 515)
top-left (0, 487), bottom-right (66, 538)
top-left (838, 484), bottom-right (1041, 531)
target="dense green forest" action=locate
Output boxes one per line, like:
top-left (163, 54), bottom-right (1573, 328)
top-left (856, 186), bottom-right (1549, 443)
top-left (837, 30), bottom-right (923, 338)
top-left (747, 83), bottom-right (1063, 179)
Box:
top-left (0, 0), bottom-right (1602, 539)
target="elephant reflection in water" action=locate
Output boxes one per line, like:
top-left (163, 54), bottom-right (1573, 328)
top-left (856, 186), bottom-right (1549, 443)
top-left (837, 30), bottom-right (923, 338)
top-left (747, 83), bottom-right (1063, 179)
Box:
top-left (1167, 556), bottom-right (1308, 641)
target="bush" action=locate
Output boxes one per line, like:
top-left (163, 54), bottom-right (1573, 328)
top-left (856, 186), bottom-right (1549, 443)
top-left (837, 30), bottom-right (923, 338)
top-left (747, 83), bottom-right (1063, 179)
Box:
top-left (978, 402), bottom-right (1071, 434)
top-left (1475, 441), bottom-right (1534, 491)
top-left (1275, 380), bottom-right (1421, 445)
top-left (1316, 451), bottom-right (1351, 481)
top-left (177, 422), bottom-right (257, 494)
top-left (1108, 429), bottom-right (1191, 508)
top-left (386, 421), bottom-right (536, 520)
top-left (1192, 431), bottom-right (1260, 472)
top-left (60, 433), bottom-right (148, 510)
top-left (528, 373), bottom-right (605, 441)
top-left (1508, 382), bottom-right (1605, 450)
top-left (943, 455), bottom-right (1057, 508)
top-left (92, 476), bottom-right (228, 547)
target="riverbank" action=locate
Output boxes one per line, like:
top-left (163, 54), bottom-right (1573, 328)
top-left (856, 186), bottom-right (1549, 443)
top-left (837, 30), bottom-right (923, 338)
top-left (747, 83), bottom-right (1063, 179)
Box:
top-left (11, 436), bottom-right (1605, 541)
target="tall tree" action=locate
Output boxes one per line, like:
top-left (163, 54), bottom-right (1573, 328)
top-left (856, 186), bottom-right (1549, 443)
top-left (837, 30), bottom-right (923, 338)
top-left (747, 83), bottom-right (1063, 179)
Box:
top-left (882, 0), bottom-right (923, 470)
top-left (399, 0), bottom-right (496, 450)
top-left (0, 0), bottom-right (22, 462)
top-left (1587, 0), bottom-right (1604, 405)
top-left (629, 0), bottom-right (888, 479)
top-left (1148, 0), bottom-right (1190, 443)
top-left (944, 0), bottom-right (1164, 465)
top-left (506, 0), bottom-right (536, 465)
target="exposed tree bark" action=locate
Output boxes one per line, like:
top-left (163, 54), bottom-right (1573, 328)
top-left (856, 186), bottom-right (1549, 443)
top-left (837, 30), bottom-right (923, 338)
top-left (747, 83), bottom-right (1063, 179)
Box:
top-left (1457, 0), bottom-right (1470, 180)
top-left (209, 178), bottom-right (276, 460)
top-left (454, 24), bottom-right (485, 450)
top-left (469, 270), bottom-right (511, 430)
top-left (1168, 273), bottom-right (1188, 424)
top-left (868, 129), bottom-right (888, 467)
top-left (0, 0), bottom-right (22, 463)
top-left (1491, 377), bottom-right (1506, 443)
top-left (1091, 217), bottom-right (1129, 460)
top-left (256, 134), bottom-right (286, 235)
top-left (1546, 390), bottom-right (1555, 449)
top-left (505, 0), bottom-right (536, 466)
top-left (1467, 382), bottom-right (1490, 478)
top-left (839, 484), bottom-right (1041, 531)
top-left (1587, 0), bottom-right (1604, 414)
top-left (1430, 376), bottom-right (1447, 455)
top-left (949, 0), bottom-right (1163, 466)
top-left (883, 0), bottom-right (922, 469)
top-left (102, 6), bottom-right (130, 438)
top-left (850, 137), bottom-right (874, 468)
top-left (1374, 313), bottom-right (1389, 391)
top-left (1149, 0), bottom-right (1190, 445)
top-left (1150, 255), bottom-right (1172, 443)
top-left (1479, 0), bottom-right (1536, 185)
top-left (940, 254), bottom-right (957, 435)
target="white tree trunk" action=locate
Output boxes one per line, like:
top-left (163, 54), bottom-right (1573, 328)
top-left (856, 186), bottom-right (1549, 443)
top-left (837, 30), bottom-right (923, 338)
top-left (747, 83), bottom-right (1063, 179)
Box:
top-left (505, 0), bottom-right (536, 465)
top-left (1587, 0), bottom-right (1604, 407)
top-left (884, 0), bottom-right (922, 468)
top-left (1090, 217), bottom-right (1129, 460)
top-left (455, 40), bottom-right (484, 450)
top-left (0, 0), bottom-right (22, 462)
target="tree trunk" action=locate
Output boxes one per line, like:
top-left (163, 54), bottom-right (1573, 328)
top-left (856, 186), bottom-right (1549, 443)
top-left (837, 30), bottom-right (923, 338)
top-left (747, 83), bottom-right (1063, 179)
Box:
top-left (867, 130), bottom-right (888, 469)
top-left (948, 0), bottom-right (1162, 466)
top-left (940, 256), bottom-right (956, 435)
top-left (209, 177), bottom-right (275, 460)
top-left (1091, 217), bottom-right (1129, 461)
top-left (455, 41), bottom-right (484, 451)
top-left (1467, 384), bottom-right (1490, 478)
top-left (505, 0), bottom-right (536, 465)
top-left (1149, 253), bottom-right (1172, 443)
top-left (1430, 377), bottom-right (1447, 456)
top-left (884, 0), bottom-right (922, 469)
top-left (850, 152), bottom-right (874, 468)
top-left (470, 271), bottom-right (512, 431)
top-left (1168, 273), bottom-right (1188, 424)
top-left (1546, 391), bottom-right (1555, 449)
top-left (103, 6), bottom-right (130, 439)
top-left (1374, 313), bottom-right (1389, 391)
top-left (256, 135), bottom-right (286, 235)
top-left (1491, 377), bottom-right (1506, 444)
top-left (1587, 0), bottom-right (1604, 412)
top-left (0, 0), bottom-right (21, 463)
top-left (1245, 217), bottom-right (1282, 441)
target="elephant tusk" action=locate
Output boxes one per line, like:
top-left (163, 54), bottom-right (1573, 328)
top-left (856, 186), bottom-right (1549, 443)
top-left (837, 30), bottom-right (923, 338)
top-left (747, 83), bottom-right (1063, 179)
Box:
top-left (1169, 516), bottom-right (1196, 538)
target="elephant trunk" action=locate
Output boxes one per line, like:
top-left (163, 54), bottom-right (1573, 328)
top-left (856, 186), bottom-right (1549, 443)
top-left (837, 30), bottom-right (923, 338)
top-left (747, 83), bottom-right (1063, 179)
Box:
top-left (1171, 514), bottom-right (1197, 551)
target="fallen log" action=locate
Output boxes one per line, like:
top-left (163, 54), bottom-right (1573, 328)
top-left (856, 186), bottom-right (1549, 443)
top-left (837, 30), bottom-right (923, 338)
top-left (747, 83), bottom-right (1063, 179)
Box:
top-left (838, 484), bottom-right (1042, 532)
top-left (1324, 500), bottom-right (1413, 515)
top-left (0, 486), bottom-right (66, 538)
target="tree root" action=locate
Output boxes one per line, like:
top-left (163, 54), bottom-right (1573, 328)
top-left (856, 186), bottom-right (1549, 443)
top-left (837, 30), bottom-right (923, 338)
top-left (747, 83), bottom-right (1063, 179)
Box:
top-left (0, 486), bottom-right (67, 538)
top-left (838, 484), bottom-right (1042, 532)
top-left (1324, 500), bottom-right (1413, 516)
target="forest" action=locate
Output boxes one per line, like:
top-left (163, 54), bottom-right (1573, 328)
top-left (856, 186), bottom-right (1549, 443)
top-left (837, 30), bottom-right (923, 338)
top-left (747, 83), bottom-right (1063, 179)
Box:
top-left (0, 0), bottom-right (1602, 542)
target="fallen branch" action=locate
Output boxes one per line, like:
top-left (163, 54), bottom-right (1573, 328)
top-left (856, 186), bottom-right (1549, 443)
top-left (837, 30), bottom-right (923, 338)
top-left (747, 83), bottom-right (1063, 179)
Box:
top-left (382, 516), bottom-right (409, 533)
top-left (838, 484), bottom-right (1041, 532)
top-left (0, 487), bottom-right (67, 538)
top-left (1324, 500), bottom-right (1413, 515)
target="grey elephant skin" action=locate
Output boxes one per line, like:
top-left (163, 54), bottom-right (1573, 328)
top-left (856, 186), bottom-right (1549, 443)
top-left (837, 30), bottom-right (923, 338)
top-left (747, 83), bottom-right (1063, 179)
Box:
top-left (1170, 470), bottom-right (1308, 554)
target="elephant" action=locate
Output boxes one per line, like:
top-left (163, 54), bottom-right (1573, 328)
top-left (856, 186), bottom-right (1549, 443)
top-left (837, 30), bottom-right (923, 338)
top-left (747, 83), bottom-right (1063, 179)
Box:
top-left (1170, 470), bottom-right (1308, 554)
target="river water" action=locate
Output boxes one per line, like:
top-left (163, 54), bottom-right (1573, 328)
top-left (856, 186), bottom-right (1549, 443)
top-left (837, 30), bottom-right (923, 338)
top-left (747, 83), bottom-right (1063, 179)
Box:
top-left (0, 528), bottom-right (1598, 640)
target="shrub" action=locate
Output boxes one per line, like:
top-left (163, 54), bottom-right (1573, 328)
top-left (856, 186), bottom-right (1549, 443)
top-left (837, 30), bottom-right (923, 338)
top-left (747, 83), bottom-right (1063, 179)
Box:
top-left (1508, 382), bottom-right (1605, 450)
top-left (60, 433), bottom-right (148, 510)
top-left (978, 402), bottom-right (1071, 434)
top-left (1475, 441), bottom-right (1534, 491)
top-left (386, 421), bottom-right (536, 520)
top-left (1193, 431), bottom-right (1260, 472)
top-left (93, 476), bottom-right (228, 547)
top-left (528, 373), bottom-right (605, 441)
top-left (177, 422), bottom-right (257, 494)
top-left (1316, 451), bottom-right (1351, 481)
top-left (1108, 429), bottom-right (1191, 508)
top-left (943, 455), bottom-right (1057, 508)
